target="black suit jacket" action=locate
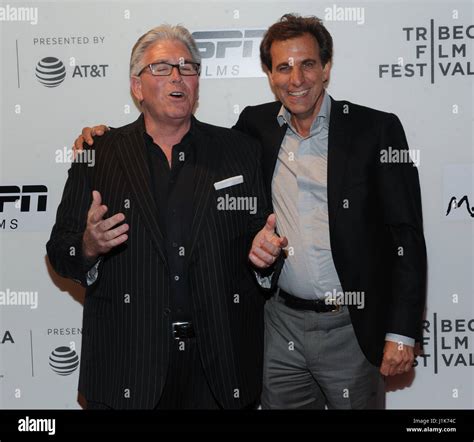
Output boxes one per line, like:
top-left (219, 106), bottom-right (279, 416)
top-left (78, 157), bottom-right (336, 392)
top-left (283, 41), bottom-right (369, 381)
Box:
top-left (47, 115), bottom-right (269, 409)
top-left (234, 97), bottom-right (427, 366)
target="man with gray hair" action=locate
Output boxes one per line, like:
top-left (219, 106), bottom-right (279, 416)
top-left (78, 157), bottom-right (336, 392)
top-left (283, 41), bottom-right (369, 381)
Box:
top-left (47, 24), bottom-right (285, 409)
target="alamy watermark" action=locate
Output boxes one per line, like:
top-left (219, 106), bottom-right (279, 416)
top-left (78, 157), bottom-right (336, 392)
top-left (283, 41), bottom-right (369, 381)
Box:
top-left (0, 4), bottom-right (38, 25)
top-left (18, 417), bottom-right (55, 436)
top-left (324, 4), bottom-right (365, 25)
top-left (56, 146), bottom-right (95, 167)
top-left (217, 194), bottom-right (257, 215)
top-left (0, 289), bottom-right (38, 309)
top-left (324, 289), bottom-right (365, 309)
top-left (380, 146), bottom-right (420, 167)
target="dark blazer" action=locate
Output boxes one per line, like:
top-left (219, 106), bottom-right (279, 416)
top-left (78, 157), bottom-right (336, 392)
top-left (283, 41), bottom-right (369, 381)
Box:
top-left (233, 97), bottom-right (427, 366)
top-left (47, 115), bottom-right (269, 409)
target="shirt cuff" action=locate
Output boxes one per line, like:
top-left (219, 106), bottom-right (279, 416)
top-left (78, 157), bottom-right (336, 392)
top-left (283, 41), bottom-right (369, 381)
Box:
top-left (86, 258), bottom-right (102, 286)
top-left (385, 333), bottom-right (415, 347)
top-left (253, 270), bottom-right (273, 289)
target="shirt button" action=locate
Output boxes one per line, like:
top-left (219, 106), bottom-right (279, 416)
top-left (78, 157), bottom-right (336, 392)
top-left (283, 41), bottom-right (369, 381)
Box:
top-left (174, 275), bottom-right (180, 281)
top-left (163, 308), bottom-right (171, 316)
top-left (172, 242), bottom-right (178, 248)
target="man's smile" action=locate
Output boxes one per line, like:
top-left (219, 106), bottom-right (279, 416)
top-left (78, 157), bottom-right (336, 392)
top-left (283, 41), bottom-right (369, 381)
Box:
top-left (288, 89), bottom-right (310, 97)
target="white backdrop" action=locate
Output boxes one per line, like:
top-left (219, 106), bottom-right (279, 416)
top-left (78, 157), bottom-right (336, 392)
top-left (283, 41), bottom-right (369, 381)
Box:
top-left (0, 0), bottom-right (473, 409)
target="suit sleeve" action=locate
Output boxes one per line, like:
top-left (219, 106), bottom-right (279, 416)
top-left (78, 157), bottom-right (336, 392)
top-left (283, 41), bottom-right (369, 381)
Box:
top-left (376, 114), bottom-right (427, 341)
top-left (240, 112), bottom-right (285, 293)
top-left (46, 144), bottom-right (96, 287)
top-left (232, 106), bottom-right (250, 133)
top-left (247, 138), bottom-right (268, 237)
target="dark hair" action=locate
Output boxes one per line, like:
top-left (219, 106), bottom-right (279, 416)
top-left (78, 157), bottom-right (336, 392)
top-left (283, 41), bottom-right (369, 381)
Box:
top-left (260, 13), bottom-right (333, 71)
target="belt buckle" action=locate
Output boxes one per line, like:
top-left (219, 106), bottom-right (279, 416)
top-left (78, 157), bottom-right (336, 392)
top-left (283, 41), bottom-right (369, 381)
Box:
top-left (316, 300), bottom-right (341, 313)
top-left (325, 303), bottom-right (341, 313)
top-left (172, 321), bottom-right (192, 340)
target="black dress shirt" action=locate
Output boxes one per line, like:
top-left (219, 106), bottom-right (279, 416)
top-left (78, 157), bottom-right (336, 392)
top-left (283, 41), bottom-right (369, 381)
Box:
top-left (144, 122), bottom-right (196, 322)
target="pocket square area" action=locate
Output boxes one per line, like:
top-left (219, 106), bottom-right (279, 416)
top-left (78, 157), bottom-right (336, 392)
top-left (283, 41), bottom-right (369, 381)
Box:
top-left (213, 175), bottom-right (244, 190)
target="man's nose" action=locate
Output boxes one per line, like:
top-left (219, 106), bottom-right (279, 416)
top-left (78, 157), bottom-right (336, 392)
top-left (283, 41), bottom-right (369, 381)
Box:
top-left (289, 66), bottom-right (304, 86)
top-left (170, 65), bottom-right (183, 82)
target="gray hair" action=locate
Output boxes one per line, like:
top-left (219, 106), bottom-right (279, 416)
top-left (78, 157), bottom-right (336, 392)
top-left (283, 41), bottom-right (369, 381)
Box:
top-left (130, 24), bottom-right (201, 76)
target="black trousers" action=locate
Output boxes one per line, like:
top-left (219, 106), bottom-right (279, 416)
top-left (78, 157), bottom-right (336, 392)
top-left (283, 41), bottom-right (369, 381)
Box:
top-left (155, 337), bottom-right (221, 409)
top-left (87, 336), bottom-right (220, 410)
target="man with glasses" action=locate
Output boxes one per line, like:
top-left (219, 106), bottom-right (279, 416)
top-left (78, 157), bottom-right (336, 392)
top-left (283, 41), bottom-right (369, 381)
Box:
top-left (47, 24), bottom-right (283, 409)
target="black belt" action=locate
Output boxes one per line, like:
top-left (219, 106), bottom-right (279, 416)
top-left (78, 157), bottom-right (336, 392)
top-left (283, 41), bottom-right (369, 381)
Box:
top-left (172, 321), bottom-right (195, 339)
top-left (279, 289), bottom-right (341, 313)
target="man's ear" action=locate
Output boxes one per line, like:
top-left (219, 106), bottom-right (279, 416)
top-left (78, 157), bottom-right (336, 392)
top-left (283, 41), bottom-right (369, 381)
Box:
top-left (267, 67), bottom-right (275, 88)
top-left (130, 76), bottom-right (143, 102)
top-left (322, 61), bottom-right (332, 84)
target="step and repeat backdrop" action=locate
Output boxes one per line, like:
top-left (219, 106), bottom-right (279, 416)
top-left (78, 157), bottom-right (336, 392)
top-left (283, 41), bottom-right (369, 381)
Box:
top-left (0, 0), bottom-right (473, 409)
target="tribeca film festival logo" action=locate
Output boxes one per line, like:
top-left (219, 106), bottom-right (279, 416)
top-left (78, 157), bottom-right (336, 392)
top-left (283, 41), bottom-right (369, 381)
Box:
top-left (49, 345), bottom-right (80, 376)
top-left (0, 184), bottom-right (48, 230)
top-left (34, 56), bottom-right (108, 88)
top-left (0, 4), bottom-right (38, 25)
top-left (192, 29), bottom-right (266, 78)
top-left (379, 15), bottom-right (474, 83)
top-left (415, 312), bottom-right (474, 373)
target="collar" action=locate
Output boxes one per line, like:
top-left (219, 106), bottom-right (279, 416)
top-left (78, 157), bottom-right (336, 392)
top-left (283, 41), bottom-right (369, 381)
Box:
top-left (277, 90), bottom-right (331, 133)
top-left (142, 114), bottom-right (197, 149)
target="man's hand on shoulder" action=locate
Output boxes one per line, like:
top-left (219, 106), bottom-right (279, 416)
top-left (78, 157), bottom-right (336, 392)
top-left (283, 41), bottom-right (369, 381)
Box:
top-left (73, 124), bottom-right (109, 159)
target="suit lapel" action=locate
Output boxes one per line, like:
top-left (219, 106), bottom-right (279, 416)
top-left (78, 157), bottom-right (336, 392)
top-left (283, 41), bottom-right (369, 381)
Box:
top-left (114, 115), bottom-right (168, 267)
top-left (263, 121), bottom-right (287, 194)
top-left (327, 98), bottom-right (351, 232)
top-left (187, 121), bottom-right (221, 261)
top-left (259, 103), bottom-right (287, 199)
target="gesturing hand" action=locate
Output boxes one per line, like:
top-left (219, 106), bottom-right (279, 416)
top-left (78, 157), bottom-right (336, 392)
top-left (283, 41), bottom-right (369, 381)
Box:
top-left (82, 190), bottom-right (129, 261)
top-left (249, 214), bottom-right (288, 269)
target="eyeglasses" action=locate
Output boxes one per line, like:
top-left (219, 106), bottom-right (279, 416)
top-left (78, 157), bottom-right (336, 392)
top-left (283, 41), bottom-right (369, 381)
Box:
top-left (139, 61), bottom-right (201, 76)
